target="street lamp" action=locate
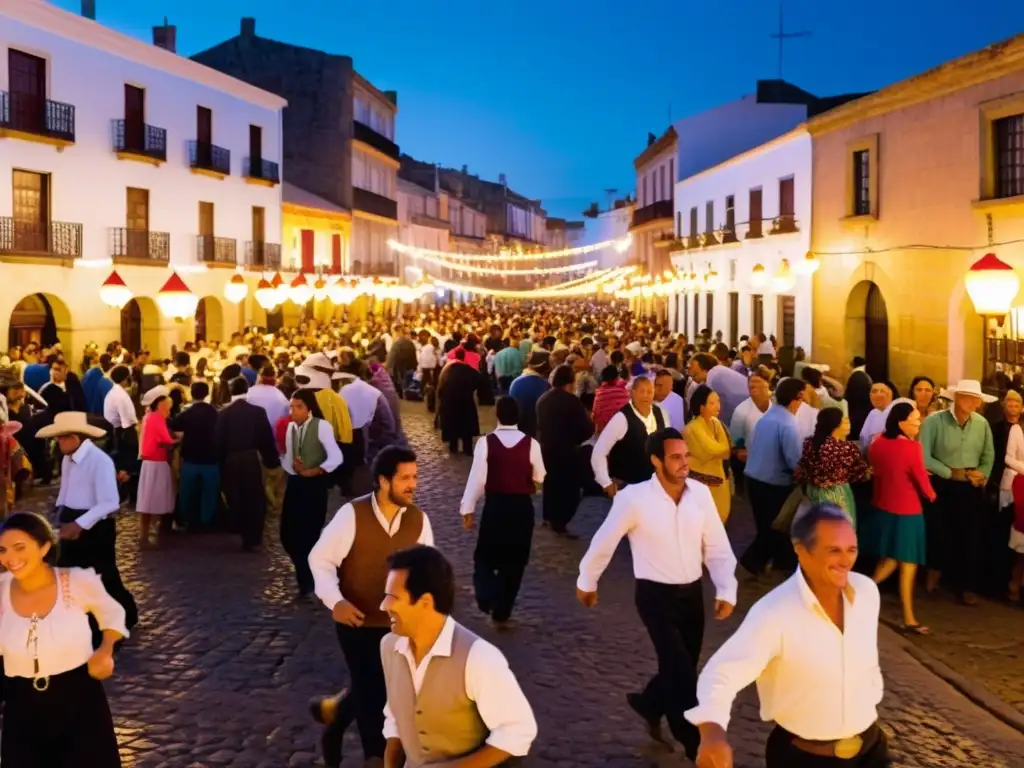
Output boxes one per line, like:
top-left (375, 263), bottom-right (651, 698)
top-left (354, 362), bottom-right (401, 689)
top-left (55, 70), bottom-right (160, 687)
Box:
top-left (99, 270), bottom-right (132, 309)
top-left (254, 278), bottom-right (279, 310)
top-left (223, 273), bottom-right (248, 304)
top-left (771, 259), bottom-right (796, 293)
top-left (156, 272), bottom-right (199, 320)
top-left (750, 263), bottom-right (768, 289)
top-left (965, 252), bottom-right (1020, 390)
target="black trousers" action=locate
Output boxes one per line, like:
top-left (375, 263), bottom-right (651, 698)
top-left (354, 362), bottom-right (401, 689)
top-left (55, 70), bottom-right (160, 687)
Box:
top-left (222, 450), bottom-right (266, 550)
top-left (633, 578), bottom-right (704, 759)
top-left (333, 624), bottom-right (389, 759)
top-left (765, 724), bottom-right (889, 768)
top-left (927, 477), bottom-right (984, 591)
top-left (111, 426), bottom-right (139, 506)
top-left (741, 477), bottom-right (796, 575)
top-left (56, 507), bottom-right (138, 635)
top-left (449, 436), bottom-right (474, 455)
top-left (474, 493), bottom-right (534, 622)
top-left (2, 665), bottom-right (121, 767)
top-left (542, 463), bottom-right (581, 530)
top-left (337, 435), bottom-right (365, 496)
top-left (279, 473), bottom-right (328, 595)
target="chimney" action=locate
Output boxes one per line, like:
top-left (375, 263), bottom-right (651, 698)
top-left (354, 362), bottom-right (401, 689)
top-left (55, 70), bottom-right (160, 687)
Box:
top-left (433, 165), bottom-right (440, 193)
top-left (240, 17), bottom-right (256, 37)
top-left (498, 173), bottom-right (507, 187)
top-left (647, 132), bottom-right (656, 147)
top-left (461, 164), bottom-right (468, 175)
top-left (153, 18), bottom-right (176, 53)
top-left (81, 0), bottom-right (96, 19)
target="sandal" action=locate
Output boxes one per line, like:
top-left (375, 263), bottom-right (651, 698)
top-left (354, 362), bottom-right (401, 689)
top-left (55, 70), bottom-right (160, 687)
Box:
top-left (901, 624), bottom-right (931, 636)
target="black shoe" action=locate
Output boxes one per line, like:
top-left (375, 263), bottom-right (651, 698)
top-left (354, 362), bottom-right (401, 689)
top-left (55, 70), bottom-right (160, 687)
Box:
top-left (626, 693), bottom-right (673, 750)
top-left (321, 717), bottom-right (344, 768)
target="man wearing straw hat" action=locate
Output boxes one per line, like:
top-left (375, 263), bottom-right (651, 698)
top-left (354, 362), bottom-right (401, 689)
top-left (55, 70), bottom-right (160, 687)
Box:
top-left (37, 411), bottom-right (139, 637)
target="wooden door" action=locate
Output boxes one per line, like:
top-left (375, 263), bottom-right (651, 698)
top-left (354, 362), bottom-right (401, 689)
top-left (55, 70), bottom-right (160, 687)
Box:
top-left (124, 84), bottom-right (145, 150)
top-left (693, 294), bottom-right (700, 334)
top-left (706, 293), bottom-right (714, 333)
top-left (331, 234), bottom-right (342, 274)
top-left (249, 124), bottom-right (262, 176)
top-left (251, 206), bottom-right (266, 265)
top-left (12, 170), bottom-right (48, 252)
top-left (120, 299), bottom-right (142, 353)
top-left (728, 292), bottom-right (739, 348)
top-left (777, 295), bottom-right (795, 347)
top-left (196, 106), bottom-right (212, 165)
top-left (8, 50), bottom-right (46, 133)
top-left (864, 283), bottom-right (889, 382)
top-left (751, 294), bottom-right (764, 336)
top-left (301, 229), bottom-right (315, 273)
top-left (748, 188), bottom-right (763, 237)
top-left (199, 201), bottom-right (214, 261)
top-left (126, 187), bottom-right (149, 257)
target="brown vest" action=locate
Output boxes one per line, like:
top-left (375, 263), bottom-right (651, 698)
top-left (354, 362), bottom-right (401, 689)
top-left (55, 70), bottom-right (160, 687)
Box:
top-left (338, 493), bottom-right (424, 627)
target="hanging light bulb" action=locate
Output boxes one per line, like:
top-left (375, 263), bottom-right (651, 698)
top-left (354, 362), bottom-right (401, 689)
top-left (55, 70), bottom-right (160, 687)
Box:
top-left (290, 273), bottom-right (314, 304)
top-left (794, 250), bottom-right (821, 275)
top-left (706, 269), bottom-right (722, 291)
top-left (223, 273), bottom-right (248, 304)
top-left (270, 271), bottom-right (286, 303)
top-left (99, 270), bottom-right (132, 309)
top-left (771, 259), bottom-right (796, 293)
top-left (156, 272), bottom-right (199, 319)
top-left (313, 277), bottom-right (328, 302)
top-left (750, 263), bottom-right (768, 288)
top-left (254, 278), bottom-right (279, 310)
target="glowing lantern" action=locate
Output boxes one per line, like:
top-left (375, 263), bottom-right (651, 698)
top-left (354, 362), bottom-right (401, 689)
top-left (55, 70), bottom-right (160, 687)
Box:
top-left (289, 273), bottom-right (313, 304)
top-left (313, 277), bottom-right (328, 302)
top-left (794, 250), bottom-right (820, 275)
top-left (771, 259), bottom-right (796, 293)
top-left (270, 271), bottom-right (286, 303)
top-left (705, 269), bottom-right (722, 291)
top-left (99, 270), bottom-right (132, 309)
top-left (224, 273), bottom-right (248, 304)
top-left (965, 253), bottom-right (1020, 316)
top-left (156, 272), bottom-right (199, 319)
top-left (254, 278), bottom-right (279, 310)
top-left (750, 263), bottom-right (768, 289)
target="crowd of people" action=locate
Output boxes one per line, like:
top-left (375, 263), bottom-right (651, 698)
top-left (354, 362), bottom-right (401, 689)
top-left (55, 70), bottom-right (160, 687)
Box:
top-left (0, 299), bottom-right (1018, 767)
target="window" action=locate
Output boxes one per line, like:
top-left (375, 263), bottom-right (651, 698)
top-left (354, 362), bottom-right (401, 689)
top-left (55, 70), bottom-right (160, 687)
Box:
top-left (995, 114), bottom-right (1024, 199)
top-left (706, 293), bottom-right (714, 333)
top-left (12, 170), bottom-right (49, 252)
top-left (676, 211), bottom-right (682, 236)
top-left (728, 292), bottom-right (739, 348)
top-left (777, 295), bottom-right (795, 347)
top-left (125, 187), bottom-right (149, 257)
top-left (249, 124), bottom-right (263, 176)
top-left (705, 201), bottom-right (714, 234)
top-left (669, 159), bottom-right (674, 200)
top-left (748, 188), bottom-right (763, 237)
top-left (642, 176), bottom-right (648, 207)
top-left (693, 293), bottom-right (700, 336)
top-left (7, 50), bottom-right (46, 134)
top-left (776, 177), bottom-right (796, 233)
top-left (683, 294), bottom-right (689, 337)
top-left (853, 150), bottom-right (871, 214)
top-left (332, 233), bottom-right (343, 273)
top-left (660, 166), bottom-right (666, 200)
top-left (689, 207), bottom-right (698, 238)
top-left (124, 85), bottom-right (145, 150)
top-left (301, 229), bottom-right (315, 273)
top-left (725, 195), bottom-right (735, 235)
top-left (751, 294), bottom-right (764, 336)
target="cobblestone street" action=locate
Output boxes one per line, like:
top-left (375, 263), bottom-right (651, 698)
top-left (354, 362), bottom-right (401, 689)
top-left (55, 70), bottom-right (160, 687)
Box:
top-left (22, 402), bottom-right (1024, 767)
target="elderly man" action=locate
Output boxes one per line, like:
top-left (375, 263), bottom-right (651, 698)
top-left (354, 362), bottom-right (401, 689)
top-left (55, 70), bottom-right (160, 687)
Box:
top-left (591, 376), bottom-right (667, 496)
top-left (919, 379), bottom-right (995, 604)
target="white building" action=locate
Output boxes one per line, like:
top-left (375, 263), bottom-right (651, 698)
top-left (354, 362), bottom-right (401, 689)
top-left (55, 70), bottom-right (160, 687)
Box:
top-left (670, 127), bottom-right (812, 349)
top-left (585, 201), bottom-right (634, 270)
top-left (631, 128), bottom-right (676, 282)
top-left (0, 0), bottom-right (286, 355)
top-left (397, 176), bottom-right (449, 282)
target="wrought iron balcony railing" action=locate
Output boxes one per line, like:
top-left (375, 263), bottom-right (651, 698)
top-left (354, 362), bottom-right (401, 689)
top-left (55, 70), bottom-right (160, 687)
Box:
top-left (110, 228), bottom-right (170, 262)
top-left (113, 119), bottom-right (167, 162)
top-left (0, 218), bottom-right (82, 258)
top-left (0, 91), bottom-right (75, 143)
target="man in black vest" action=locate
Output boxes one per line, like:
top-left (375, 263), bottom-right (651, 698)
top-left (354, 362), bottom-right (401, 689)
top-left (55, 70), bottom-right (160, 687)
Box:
top-left (591, 376), bottom-right (666, 498)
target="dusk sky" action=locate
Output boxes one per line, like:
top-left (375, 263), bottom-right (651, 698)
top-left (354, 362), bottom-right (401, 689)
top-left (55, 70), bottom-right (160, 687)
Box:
top-left (55, 0), bottom-right (1024, 219)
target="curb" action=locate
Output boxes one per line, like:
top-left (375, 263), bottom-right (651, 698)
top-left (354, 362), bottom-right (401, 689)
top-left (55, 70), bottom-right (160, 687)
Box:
top-left (880, 620), bottom-right (1024, 735)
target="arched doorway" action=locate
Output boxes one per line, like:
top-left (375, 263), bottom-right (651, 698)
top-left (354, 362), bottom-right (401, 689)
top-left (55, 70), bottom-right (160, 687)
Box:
top-left (845, 280), bottom-right (889, 383)
top-left (265, 306), bottom-right (284, 334)
top-left (195, 297), bottom-right (225, 345)
top-left (8, 293), bottom-right (70, 349)
top-left (121, 299), bottom-right (142, 353)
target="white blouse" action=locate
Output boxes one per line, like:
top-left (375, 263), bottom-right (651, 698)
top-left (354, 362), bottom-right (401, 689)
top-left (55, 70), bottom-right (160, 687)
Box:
top-left (0, 568), bottom-right (128, 679)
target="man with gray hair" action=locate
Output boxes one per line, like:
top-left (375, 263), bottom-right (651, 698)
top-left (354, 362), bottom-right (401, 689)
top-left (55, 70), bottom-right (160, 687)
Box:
top-left (591, 376), bottom-right (667, 497)
top-left (687, 503), bottom-right (888, 768)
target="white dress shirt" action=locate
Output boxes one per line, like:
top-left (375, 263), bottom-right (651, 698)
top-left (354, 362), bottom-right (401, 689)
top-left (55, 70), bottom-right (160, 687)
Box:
top-left (247, 383), bottom-right (290, 431)
top-left (0, 567), bottom-right (128, 678)
top-left (685, 570), bottom-right (883, 740)
top-left (308, 493), bottom-right (435, 610)
top-left (417, 345), bottom-right (439, 376)
top-left (656, 390), bottom-right (686, 431)
top-left (282, 417), bottom-right (343, 475)
top-left (382, 616), bottom-right (538, 756)
top-left (339, 378), bottom-right (381, 430)
top-left (459, 426), bottom-right (546, 517)
top-left (102, 384), bottom-right (137, 428)
top-left (577, 477), bottom-right (738, 605)
top-left (55, 440), bottom-right (120, 530)
top-left (795, 401), bottom-right (819, 441)
top-left (590, 405), bottom-right (667, 488)
top-left (729, 397), bottom-right (768, 448)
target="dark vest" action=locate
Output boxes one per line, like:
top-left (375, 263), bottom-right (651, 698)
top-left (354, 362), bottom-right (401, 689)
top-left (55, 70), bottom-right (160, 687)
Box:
top-left (608, 403), bottom-right (664, 485)
top-left (338, 494), bottom-right (425, 627)
top-left (484, 432), bottom-right (534, 495)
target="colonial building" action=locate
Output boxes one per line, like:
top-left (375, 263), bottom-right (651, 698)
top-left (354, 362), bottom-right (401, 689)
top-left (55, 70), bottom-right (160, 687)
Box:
top-left (583, 198), bottom-right (635, 270)
top-left (191, 17), bottom-right (399, 277)
top-left (0, 0), bottom-right (285, 355)
top-left (809, 33), bottom-right (1024, 391)
top-left (544, 217), bottom-right (586, 250)
top-left (631, 128), bottom-right (677, 284)
top-left (396, 176), bottom-right (450, 281)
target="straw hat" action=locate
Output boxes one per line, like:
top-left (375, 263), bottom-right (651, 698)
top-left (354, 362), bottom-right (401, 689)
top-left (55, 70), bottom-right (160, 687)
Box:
top-left (946, 379), bottom-right (997, 404)
top-left (141, 385), bottom-right (170, 407)
top-left (36, 412), bottom-right (106, 440)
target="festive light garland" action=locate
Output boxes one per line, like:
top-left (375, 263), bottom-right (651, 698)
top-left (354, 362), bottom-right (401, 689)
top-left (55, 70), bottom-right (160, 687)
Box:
top-left (387, 235), bottom-right (631, 263)
top-left (397, 250), bottom-right (599, 276)
top-left (430, 266), bottom-right (637, 298)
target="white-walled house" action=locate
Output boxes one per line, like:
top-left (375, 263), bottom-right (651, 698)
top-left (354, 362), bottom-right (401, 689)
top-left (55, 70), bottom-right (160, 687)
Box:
top-left (0, 0), bottom-right (286, 356)
top-left (670, 127), bottom-right (813, 350)
top-left (397, 176), bottom-right (449, 282)
top-left (586, 201), bottom-right (634, 270)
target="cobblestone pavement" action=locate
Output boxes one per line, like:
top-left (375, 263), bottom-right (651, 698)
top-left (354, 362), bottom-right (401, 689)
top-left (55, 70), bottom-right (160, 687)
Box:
top-left (17, 402), bottom-right (1024, 767)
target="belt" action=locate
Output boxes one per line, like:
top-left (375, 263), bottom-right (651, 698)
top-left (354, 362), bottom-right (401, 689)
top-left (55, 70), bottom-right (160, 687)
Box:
top-left (788, 723), bottom-right (878, 759)
top-left (947, 468), bottom-right (976, 482)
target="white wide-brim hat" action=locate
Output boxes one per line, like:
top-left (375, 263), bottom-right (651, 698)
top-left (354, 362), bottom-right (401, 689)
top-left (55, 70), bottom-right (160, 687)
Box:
top-left (36, 411), bottom-right (106, 440)
top-left (946, 379), bottom-right (997, 404)
top-left (141, 385), bottom-right (170, 407)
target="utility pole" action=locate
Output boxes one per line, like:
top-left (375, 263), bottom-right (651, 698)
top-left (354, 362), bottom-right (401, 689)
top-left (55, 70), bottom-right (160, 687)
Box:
top-left (770, 0), bottom-right (810, 79)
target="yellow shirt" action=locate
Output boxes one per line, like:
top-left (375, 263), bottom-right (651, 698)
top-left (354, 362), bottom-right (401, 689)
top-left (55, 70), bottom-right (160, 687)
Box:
top-left (314, 388), bottom-right (353, 444)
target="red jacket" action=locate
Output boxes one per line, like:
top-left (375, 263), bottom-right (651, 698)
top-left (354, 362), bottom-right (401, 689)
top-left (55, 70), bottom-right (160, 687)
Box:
top-left (869, 436), bottom-right (936, 514)
top-left (592, 380), bottom-right (630, 435)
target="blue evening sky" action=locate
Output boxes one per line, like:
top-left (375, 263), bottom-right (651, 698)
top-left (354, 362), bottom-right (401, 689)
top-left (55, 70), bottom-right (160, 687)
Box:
top-left (55, 0), bottom-right (1024, 219)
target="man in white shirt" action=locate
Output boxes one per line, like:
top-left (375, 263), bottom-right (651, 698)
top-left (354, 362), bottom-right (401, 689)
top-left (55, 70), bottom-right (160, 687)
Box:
top-left (577, 427), bottom-right (738, 761)
top-left (307, 446), bottom-right (435, 768)
top-left (653, 369), bottom-right (685, 430)
top-left (688, 503), bottom-right (887, 768)
top-left (381, 545), bottom-right (537, 767)
top-left (247, 364), bottom-right (290, 514)
top-left (39, 411), bottom-right (139, 639)
top-left (591, 376), bottom-right (667, 496)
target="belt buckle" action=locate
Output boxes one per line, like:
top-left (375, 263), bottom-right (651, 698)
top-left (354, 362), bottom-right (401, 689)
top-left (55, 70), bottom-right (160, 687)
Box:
top-left (32, 676), bottom-right (50, 692)
top-left (834, 735), bottom-right (862, 759)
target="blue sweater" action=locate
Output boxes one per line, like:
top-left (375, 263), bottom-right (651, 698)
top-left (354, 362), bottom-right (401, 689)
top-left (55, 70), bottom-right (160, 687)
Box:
top-left (508, 373), bottom-right (550, 437)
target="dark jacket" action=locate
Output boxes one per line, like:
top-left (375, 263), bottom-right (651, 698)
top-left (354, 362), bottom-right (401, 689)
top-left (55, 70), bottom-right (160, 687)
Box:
top-left (536, 387), bottom-right (594, 469)
top-left (214, 399), bottom-right (280, 469)
top-left (170, 401), bottom-right (219, 465)
top-left (437, 362), bottom-right (480, 441)
top-left (386, 336), bottom-right (417, 374)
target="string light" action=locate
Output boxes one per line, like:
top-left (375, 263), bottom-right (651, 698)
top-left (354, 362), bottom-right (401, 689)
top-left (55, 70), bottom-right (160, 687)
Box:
top-left (387, 235), bottom-right (632, 263)
top-left (431, 266), bottom-right (637, 299)
top-left (392, 246), bottom-right (598, 276)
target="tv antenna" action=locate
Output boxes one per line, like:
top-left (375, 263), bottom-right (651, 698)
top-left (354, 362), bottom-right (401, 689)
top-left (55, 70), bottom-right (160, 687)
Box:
top-left (770, 0), bottom-right (811, 79)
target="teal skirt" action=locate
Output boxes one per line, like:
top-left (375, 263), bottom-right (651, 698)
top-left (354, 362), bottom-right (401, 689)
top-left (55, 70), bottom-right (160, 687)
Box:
top-left (866, 507), bottom-right (926, 565)
top-left (806, 483), bottom-right (857, 524)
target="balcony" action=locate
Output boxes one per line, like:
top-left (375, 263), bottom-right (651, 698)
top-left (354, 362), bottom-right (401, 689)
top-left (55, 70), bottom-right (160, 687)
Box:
top-left (243, 157), bottom-right (280, 187)
top-left (196, 235), bottom-right (237, 266)
top-left (188, 140), bottom-right (231, 178)
top-left (412, 212), bottom-right (450, 230)
top-left (352, 120), bottom-right (400, 161)
top-left (112, 120), bottom-right (167, 164)
top-left (630, 199), bottom-right (674, 229)
top-left (110, 228), bottom-right (170, 263)
top-left (353, 187), bottom-right (398, 221)
top-left (0, 92), bottom-right (75, 146)
top-left (350, 259), bottom-right (397, 277)
top-left (769, 214), bottom-right (800, 235)
top-left (0, 218), bottom-right (82, 261)
top-left (244, 241), bottom-right (281, 270)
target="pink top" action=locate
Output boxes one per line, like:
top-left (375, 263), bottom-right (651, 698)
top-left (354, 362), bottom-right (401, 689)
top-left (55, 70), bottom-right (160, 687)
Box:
top-left (447, 346), bottom-right (481, 371)
top-left (140, 412), bottom-right (173, 462)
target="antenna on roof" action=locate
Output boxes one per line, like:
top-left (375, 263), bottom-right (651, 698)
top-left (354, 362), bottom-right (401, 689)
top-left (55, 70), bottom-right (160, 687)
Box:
top-left (770, 0), bottom-right (811, 79)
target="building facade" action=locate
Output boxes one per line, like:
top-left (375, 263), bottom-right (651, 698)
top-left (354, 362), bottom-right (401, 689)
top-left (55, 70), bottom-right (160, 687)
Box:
top-left (191, 18), bottom-right (399, 277)
top-left (0, 0), bottom-right (285, 356)
top-left (670, 128), bottom-right (812, 348)
top-left (397, 176), bottom-right (450, 282)
top-left (630, 127), bottom-right (676, 285)
top-left (584, 199), bottom-right (635, 270)
top-left (809, 33), bottom-right (1024, 391)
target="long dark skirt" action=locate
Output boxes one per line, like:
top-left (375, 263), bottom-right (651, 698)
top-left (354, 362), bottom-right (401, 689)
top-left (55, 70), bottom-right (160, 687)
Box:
top-left (222, 450), bottom-right (266, 550)
top-left (279, 472), bottom-right (329, 595)
top-left (473, 493), bottom-right (534, 622)
top-left (2, 666), bottom-right (120, 767)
